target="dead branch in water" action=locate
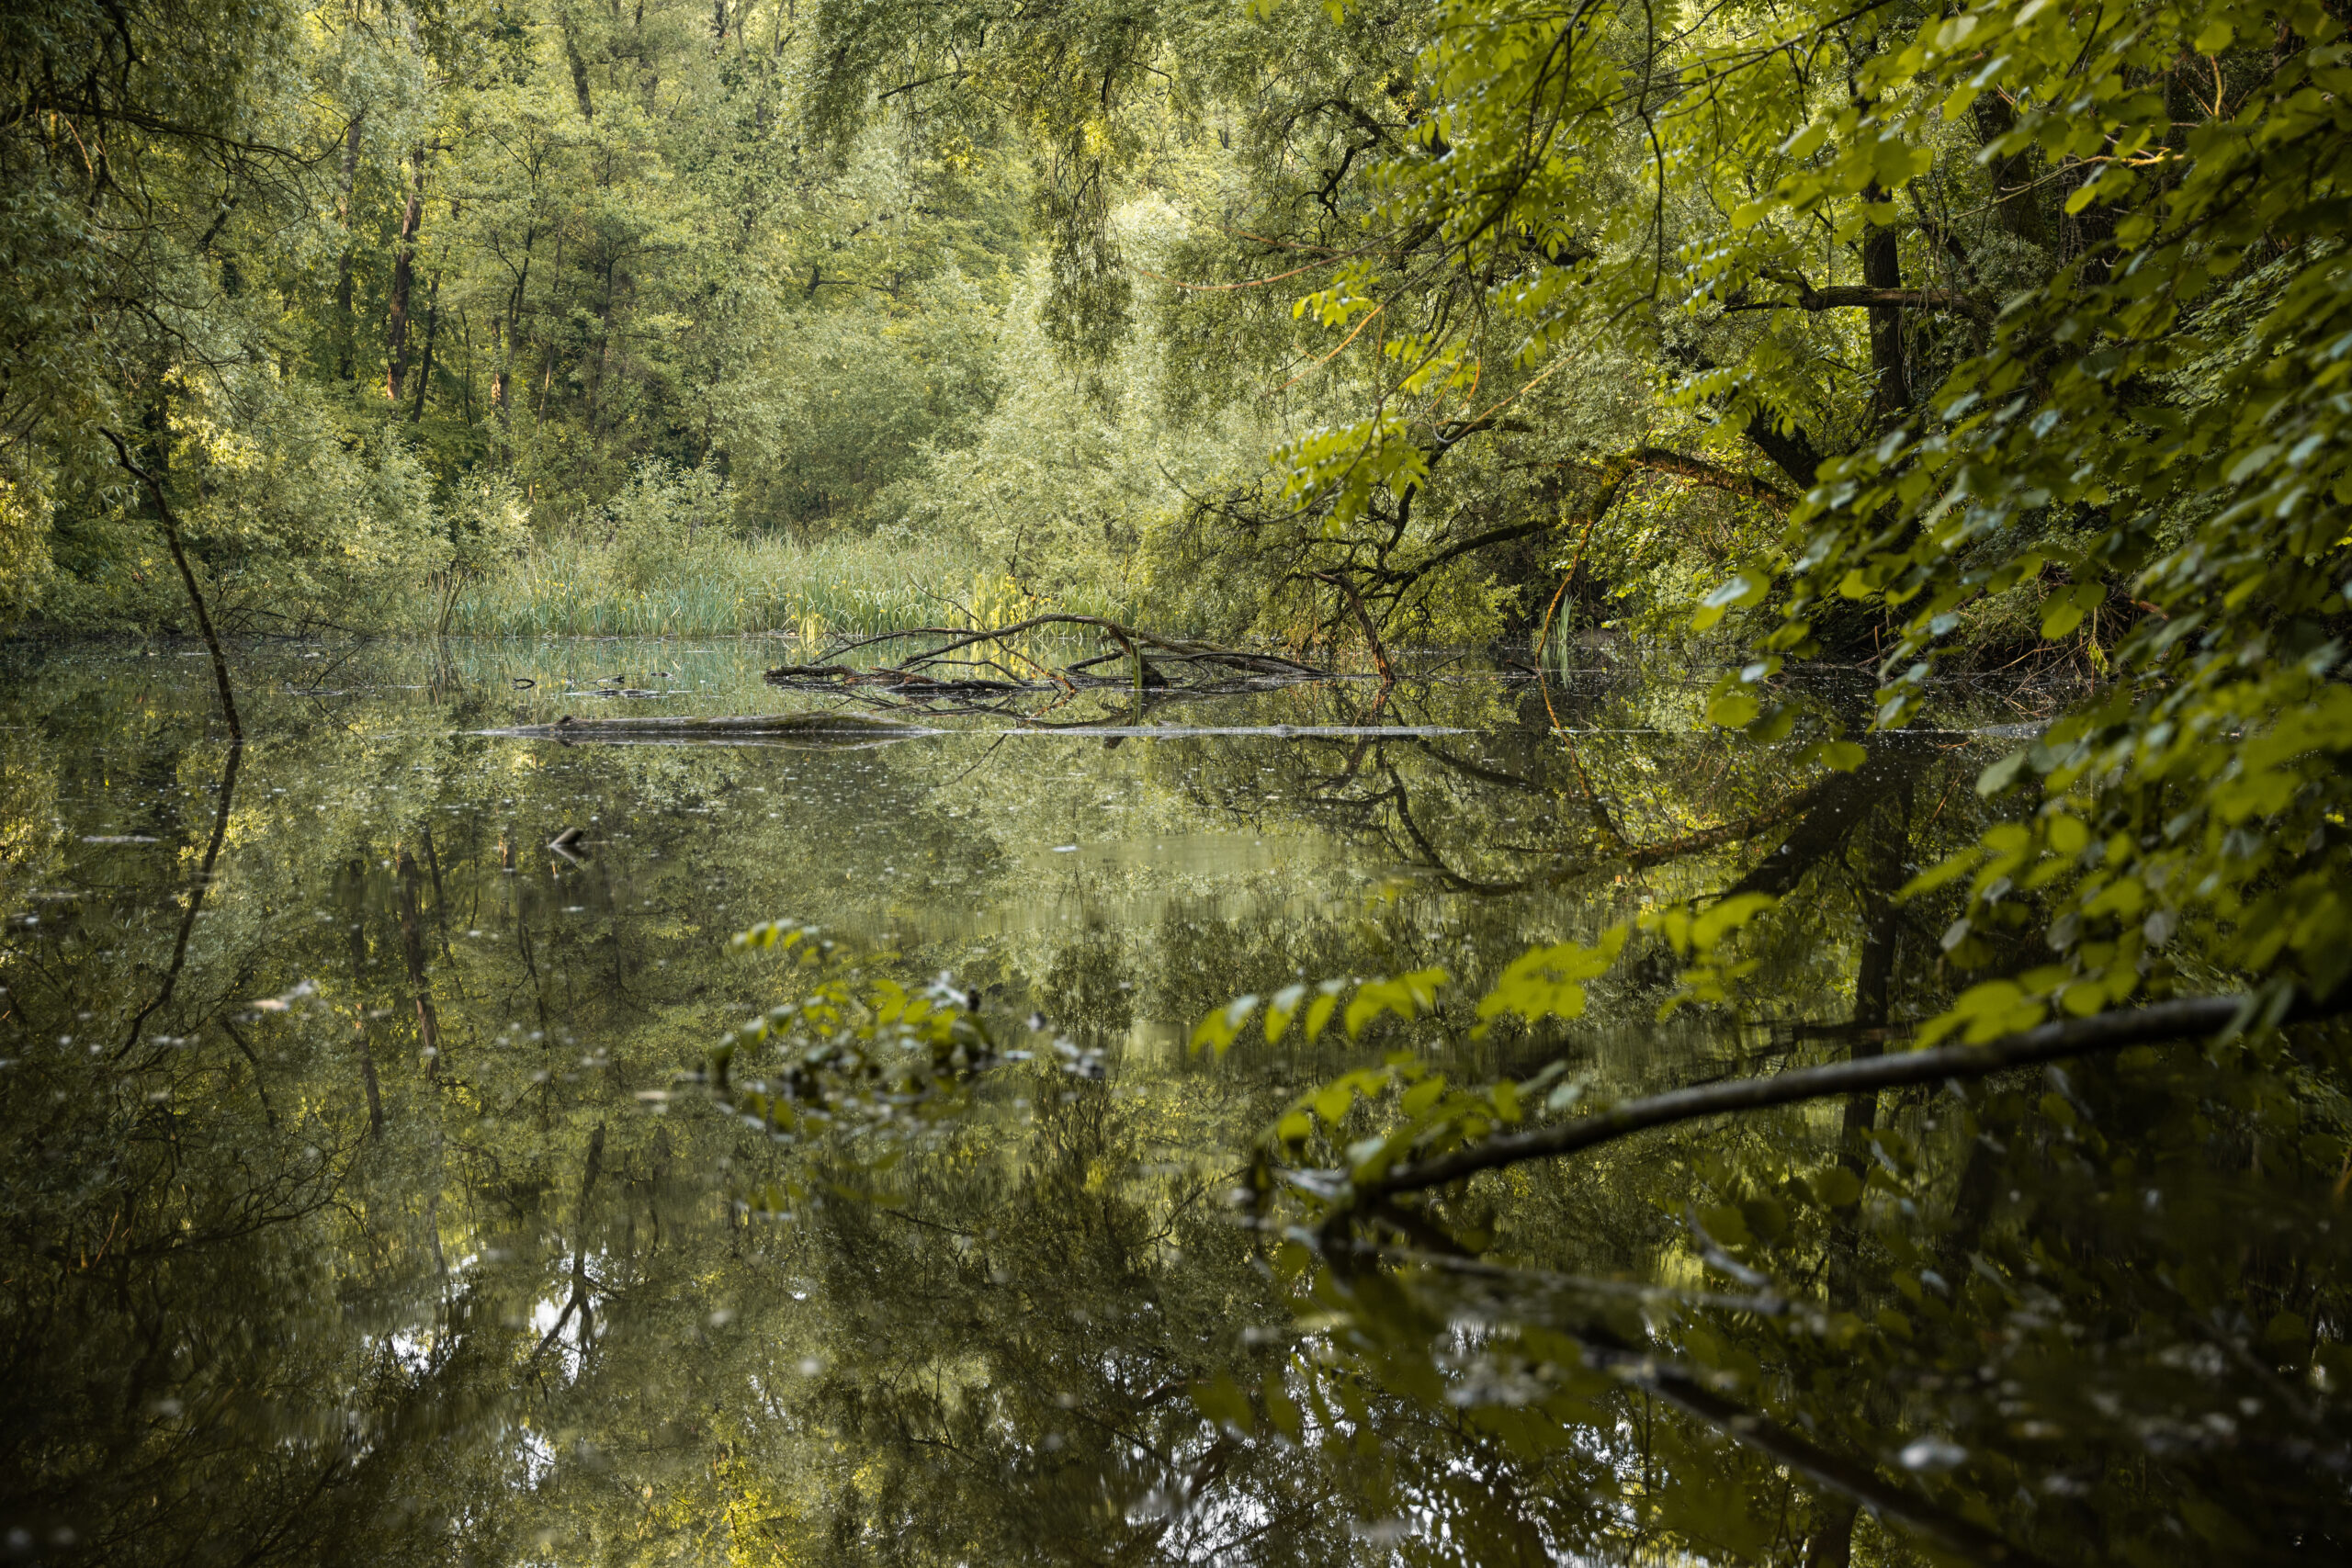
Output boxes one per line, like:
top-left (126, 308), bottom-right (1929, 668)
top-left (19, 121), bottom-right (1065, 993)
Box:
top-left (764, 616), bottom-right (1333, 714)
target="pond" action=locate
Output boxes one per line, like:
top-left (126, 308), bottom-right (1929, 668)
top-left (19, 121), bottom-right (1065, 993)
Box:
top-left (0, 637), bottom-right (2341, 1566)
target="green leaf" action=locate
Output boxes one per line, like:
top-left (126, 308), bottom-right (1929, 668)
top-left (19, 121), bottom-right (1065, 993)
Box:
top-left (1476, 927), bottom-right (1627, 1026)
top-left (1811, 1166), bottom-right (1863, 1207)
top-left (1400, 1075), bottom-right (1446, 1118)
top-left (1263, 983), bottom-right (1308, 1045)
top-left (1691, 894), bottom-right (1778, 952)
top-left (2041, 582), bottom-right (2101, 639)
top-left (1976, 750), bottom-right (2028, 796)
top-left (1777, 120), bottom-right (1829, 160)
top-left (1706, 691), bottom-right (1760, 728)
top-left (1190, 994), bottom-right (1259, 1057)
top-left (1262, 1374), bottom-right (1304, 1442)
top-left (1342, 968), bottom-right (1448, 1040)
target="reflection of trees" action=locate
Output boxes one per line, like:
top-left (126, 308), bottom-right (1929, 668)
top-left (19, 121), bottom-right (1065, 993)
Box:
top-left (775, 1083), bottom-right (1659, 1565)
top-left (8, 653), bottom-right (2339, 1565)
top-left (1192, 682), bottom-right (1963, 934)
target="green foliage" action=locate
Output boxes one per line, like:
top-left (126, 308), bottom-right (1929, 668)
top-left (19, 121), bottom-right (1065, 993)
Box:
top-left (1726, 0), bottom-right (2352, 1023)
top-left (1152, 0), bottom-right (2352, 1049)
top-left (1473, 926), bottom-right (1624, 1033)
top-left (719, 920), bottom-right (1052, 1148)
top-left (0, 0), bottom-right (1073, 632)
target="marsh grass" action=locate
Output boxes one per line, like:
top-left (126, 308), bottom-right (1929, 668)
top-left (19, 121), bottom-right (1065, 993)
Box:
top-left (444, 532), bottom-right (1142, 639)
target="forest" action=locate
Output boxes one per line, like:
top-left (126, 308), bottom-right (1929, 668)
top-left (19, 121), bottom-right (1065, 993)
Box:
top-left (2, 0), bottom-right (2350, 1564)
top-left (6, 0), bottom-right (2328, 661)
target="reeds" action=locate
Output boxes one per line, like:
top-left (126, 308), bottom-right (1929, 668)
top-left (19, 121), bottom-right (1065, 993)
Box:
top-left (440, 533), bottom-right (1141, 639)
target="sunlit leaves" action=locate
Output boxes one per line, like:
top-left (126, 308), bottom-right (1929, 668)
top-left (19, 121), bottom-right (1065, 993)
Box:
top-left (1644, 894), bottom-right (1779, 1016)
top-left (1473, 926), bottom-right (1626, 1037)
top-left (1690, 569), bottom-right (1769, 634)
top-left (1191, 992), bottom-right (1262, 1057)
top-left (718, 921), bottom-right (1035, 1138)
top-left (1190, 971), bottom-right (1445, 1056)
top-left (1918, 978), bottom-right (2049, 1046)
top-left (2036, 581), bottom-right (2104, 640)
top-left (1342, 967), bottom-right (1448, 1040)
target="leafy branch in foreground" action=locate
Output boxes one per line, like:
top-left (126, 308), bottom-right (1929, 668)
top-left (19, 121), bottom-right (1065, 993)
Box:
top-left (1193, 904), bottom-right (2340, 1214)
top-left (703, 920), bottom-right (1104, 1188)
top-left (1186, 907), bottom-right (2352, 1566)
top-left (1348, 991), bottom-right (2332, 1204)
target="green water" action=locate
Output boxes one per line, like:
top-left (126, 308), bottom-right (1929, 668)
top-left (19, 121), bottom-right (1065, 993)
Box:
top-left (0, 638), bottom-right (2341, 1566)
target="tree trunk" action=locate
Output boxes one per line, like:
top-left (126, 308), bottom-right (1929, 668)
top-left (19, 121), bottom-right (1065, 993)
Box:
top-left (408, 270), bottom-right (442, 422)
top-left (492, 226), bottom-right (533, 459)
top-left (560, 7), bottom-right (596, 120)
top-left (588, 259), bottom-right (620, 446)
top-left (1838, 776), bottom-right (1912, 1156)
top-left (335, 114), bottom-right (363, 380)
top-left (337, 856), bottom-right (388, 1136)
top-left (1859, 183), bottom-right (1912, 426)
top-left (385, 150), bottom-right (426, 403)
top-left (490, 316), bottom-right (508, 423)
top-left (1970, 94), bottom-right (2046, 246)
top-left (2058, 155), bottom-right (2119, 288)
top-left (1803, 1496), bottom-right (1859, 1568)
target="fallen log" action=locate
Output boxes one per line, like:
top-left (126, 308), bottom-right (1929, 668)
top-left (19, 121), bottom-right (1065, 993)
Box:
top-left (486, 712), bottom-right (926, 741)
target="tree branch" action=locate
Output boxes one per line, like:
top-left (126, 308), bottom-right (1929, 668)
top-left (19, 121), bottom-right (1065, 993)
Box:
top-left (1361, 993), bottom-right (2330, 1200)
top-left (102, 428), bottom-right (242, 739)
top-left (1625, 446), bottom-right (1794, 508)
top-left (1313, 571), bottom-right (1394, 683)
top-left (1724, 283), bottom-right (1991, 324)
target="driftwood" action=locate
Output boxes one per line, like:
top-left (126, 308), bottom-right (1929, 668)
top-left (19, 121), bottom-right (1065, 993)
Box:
top-left (764, 615), bottom-right (1330, 715)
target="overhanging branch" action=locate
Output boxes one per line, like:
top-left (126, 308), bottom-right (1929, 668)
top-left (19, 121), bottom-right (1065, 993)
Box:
top-left (1359, 992), bottom-right (2331, 1200)
top-left (1724, 282), bottom-right (1992, 324)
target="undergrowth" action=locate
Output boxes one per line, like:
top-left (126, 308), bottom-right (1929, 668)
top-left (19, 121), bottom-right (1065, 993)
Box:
top-left (443, 532), bottom-right (1143, 639)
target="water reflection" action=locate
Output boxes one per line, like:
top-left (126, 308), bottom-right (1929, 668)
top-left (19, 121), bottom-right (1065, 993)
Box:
top-left (0, 638), bottom-right (2341, 1565)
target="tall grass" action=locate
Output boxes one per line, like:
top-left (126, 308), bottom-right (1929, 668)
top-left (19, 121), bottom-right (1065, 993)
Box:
top-left (442, 533), bottom-right (1143, 639)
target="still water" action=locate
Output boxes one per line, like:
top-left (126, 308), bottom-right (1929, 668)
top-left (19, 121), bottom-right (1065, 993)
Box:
top-left (0, 638), bottom-right (2342, 1565)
